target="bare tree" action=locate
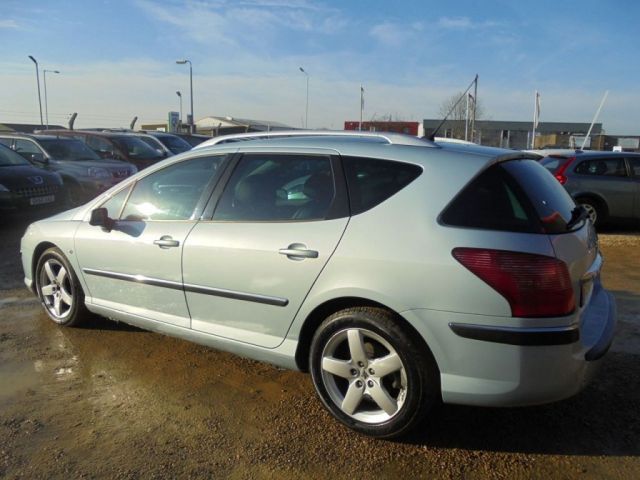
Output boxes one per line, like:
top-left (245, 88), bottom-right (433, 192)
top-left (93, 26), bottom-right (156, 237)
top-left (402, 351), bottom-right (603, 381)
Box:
top-left (437, 92), bottom-right (485, 139)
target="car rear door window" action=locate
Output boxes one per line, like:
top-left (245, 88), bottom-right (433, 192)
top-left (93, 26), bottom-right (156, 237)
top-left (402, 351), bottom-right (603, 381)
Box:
top-left (120, 155), bottom-right (226, 221)
top-left (213, 154), bottom-right (335, 222)
top-left (628, 157), bottom-right (640, 177)
top-left (574, 158), bottom-right (628, 177)
top-left (342, 156), bottom-right (422, 215)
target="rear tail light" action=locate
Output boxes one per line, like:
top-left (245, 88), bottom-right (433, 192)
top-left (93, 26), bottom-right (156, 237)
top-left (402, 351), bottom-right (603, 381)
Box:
top-left (553, 156), bottom-right (576, 185)
top-left (452, 248), bottom-right (575, 318)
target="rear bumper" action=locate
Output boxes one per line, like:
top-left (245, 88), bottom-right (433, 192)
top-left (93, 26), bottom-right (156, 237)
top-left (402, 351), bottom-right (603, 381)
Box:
top-left (402, 281), bottom-right (616, 407)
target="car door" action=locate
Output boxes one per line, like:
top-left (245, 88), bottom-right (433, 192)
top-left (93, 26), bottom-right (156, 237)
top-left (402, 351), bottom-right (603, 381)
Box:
top-left (572, 156), bottom-right (635, 218)
top-left (74, 153), bottom-right (230, 328)
top-left (182, 150), bottom-right (350, 348)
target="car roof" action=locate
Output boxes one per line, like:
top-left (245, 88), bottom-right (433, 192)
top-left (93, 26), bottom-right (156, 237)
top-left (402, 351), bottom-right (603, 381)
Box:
top-left (0, 132), bottom-right (79, 141)
top-left (193, 131), bottom-right (535, 175)
top-left (194, 130), bottom-right (436, 149)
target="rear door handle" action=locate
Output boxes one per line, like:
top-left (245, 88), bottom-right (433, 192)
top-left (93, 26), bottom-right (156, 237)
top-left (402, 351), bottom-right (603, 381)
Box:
top-left (279, 243), bottom-right (318, 260)
top-left (153, 235), bottom-right (180, 249)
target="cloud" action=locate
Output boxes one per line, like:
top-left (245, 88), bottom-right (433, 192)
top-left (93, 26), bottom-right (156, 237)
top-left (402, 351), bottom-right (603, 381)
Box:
top-left (437, 16), bottom-right (500, 30)
top-left (0, 19), bottom-right (20, 29)
top-left (135, 0), bottom-right (344, 48)
top-left (368, 22), bottom-right (424, 47)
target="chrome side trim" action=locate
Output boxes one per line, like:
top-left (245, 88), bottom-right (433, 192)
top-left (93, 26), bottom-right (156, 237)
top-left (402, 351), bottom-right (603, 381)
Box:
top-left (183, 282), bottom-right (289, 307)
top-left (449, 322), bottom-right (579, 346)
top-left (82, 268), bottom-right (289, 307)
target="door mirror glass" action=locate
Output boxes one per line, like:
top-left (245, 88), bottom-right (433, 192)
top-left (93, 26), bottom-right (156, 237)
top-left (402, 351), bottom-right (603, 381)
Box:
top-left (89, 207), bottom-right (114, 231)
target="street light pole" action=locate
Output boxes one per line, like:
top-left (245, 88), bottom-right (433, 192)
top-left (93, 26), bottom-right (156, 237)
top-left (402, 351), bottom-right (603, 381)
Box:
top-left (299, 67), bottom-right (309, 129)
top-left (43, 69), bottom-right (60, 130)
top-left (176, 91), bottom-right (183, 124)
top-left (28, 55), bottom-right (43, 126)
top-left (176, 60), bottom-right (194, 133)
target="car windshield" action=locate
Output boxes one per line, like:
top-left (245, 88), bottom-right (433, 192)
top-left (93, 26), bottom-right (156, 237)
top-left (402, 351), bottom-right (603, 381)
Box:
top-left (156, 135), bottom-right (192, 154)
top-left (112, 136), bottom-right (164, 160)
top-left (38, 138), bottom-right (101, 161)
top-left (0, 144), bottom-right (30, 166)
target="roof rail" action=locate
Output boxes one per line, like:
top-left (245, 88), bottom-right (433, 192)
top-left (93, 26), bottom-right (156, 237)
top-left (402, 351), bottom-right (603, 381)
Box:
top-left (194, 129), bottom-right (438, 149)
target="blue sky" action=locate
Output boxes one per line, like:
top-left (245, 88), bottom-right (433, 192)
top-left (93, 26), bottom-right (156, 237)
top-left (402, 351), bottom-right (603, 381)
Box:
top-left (1, 0), bottom-right (639, 133)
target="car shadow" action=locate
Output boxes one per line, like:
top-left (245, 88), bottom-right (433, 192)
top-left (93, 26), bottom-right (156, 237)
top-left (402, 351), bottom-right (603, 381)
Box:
top-left (77, 314), bottom-right (145, 332)
top-left (403, 288), bottom-right (640, 457)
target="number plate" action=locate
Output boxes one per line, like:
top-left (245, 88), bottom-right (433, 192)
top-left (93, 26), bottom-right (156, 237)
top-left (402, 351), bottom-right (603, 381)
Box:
top-left (30, 195), bottom-right (55, 206)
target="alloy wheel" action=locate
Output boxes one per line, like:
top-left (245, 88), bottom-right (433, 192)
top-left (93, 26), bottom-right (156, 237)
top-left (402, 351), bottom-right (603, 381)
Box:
top-left (39, 258), bottom-right (74, 321)
top-left (320, 328), bottom-right (408, 424)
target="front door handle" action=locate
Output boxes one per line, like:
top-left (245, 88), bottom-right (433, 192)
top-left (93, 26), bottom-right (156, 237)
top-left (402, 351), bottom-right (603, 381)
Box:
top-left (153, 235), bottom-right (180, 249)
top-left (279, 243), bottom-right (318, 260)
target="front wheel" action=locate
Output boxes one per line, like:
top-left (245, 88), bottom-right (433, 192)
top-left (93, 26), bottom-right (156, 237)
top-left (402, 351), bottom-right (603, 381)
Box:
top-left (35, 247), bottom-right (90, 327)
top-left (310, 307), bottom-right (439, 438)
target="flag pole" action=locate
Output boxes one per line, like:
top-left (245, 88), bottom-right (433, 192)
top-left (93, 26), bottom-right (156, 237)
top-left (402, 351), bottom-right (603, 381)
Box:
top-left (359, 85), bottom-right (364, 131)
top-left (472, 74), bottom-right (478, 142)
top-left (531, 90), bottom-right (538, 149)
top-left (582, 90), bottom-right (609, 150)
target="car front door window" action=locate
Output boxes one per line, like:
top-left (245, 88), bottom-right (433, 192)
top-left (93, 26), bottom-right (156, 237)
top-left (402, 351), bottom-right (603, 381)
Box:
top-left (121, 155), bottom-right (226, 221)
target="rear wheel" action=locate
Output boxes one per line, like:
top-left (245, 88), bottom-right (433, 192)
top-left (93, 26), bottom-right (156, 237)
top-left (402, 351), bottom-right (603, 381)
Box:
top-left (310, 307), bottom-right (439, 438)
top-left (35, 247), bottom-right (90, 327)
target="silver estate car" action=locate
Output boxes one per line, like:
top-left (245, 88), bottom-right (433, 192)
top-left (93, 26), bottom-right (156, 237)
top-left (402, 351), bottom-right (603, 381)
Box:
top-left (21, 132), bottom-right (616, 438)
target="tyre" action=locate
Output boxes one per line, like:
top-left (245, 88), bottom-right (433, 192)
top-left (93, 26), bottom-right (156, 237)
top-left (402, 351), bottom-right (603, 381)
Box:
top-left (35, 247), bottom-right (91, 327)
top-left (66, 182), bottom-right (84, 207)
top-left (576, 197), bottom-right (606, 227)
top-left (309, 307), bottom-right (439, 438)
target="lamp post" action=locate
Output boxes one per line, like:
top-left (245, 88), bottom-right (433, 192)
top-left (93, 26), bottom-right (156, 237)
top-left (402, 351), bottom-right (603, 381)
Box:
top-left (176, 60), bottom-right (193, 133)
top-left (28, 55), bottom-right (43, 126)
top-left (299, 67), bottom-right (309, 129)
top-left (176, 91), bottom-right (183, 124)
top-left (43, 69), bottom-right (60, 130)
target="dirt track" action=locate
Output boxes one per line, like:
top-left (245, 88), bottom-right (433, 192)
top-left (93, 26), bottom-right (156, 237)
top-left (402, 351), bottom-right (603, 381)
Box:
top-left (1, 214), bottom-right (639, 479)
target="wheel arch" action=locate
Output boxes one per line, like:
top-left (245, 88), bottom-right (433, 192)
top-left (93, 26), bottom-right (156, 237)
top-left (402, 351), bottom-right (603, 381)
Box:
top-left (294, 296), bottom-right (439, 375)
top-left (31, 241), bottom-right (58, 289)
top-left (573, 191), bottom-right (609, 214)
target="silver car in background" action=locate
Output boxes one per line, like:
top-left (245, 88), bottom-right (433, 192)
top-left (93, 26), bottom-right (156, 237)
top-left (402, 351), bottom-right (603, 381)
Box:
top-left (540, 151), bottom-right (640, 226)
top-left (21, 132), bottom-right (616, 438)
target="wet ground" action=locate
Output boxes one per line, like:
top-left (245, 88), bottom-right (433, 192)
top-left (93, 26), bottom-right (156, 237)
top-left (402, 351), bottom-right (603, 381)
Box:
top-left (1, 214), bottom-right (639, 479)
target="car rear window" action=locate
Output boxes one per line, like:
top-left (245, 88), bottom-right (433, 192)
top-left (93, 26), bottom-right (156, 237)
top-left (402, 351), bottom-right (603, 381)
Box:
top-left (342, 157), bottom-right (422, 215)
top-left (441, 159), bottom-right (578, 234)
top-left (540, 156), bottom-right (571, 173)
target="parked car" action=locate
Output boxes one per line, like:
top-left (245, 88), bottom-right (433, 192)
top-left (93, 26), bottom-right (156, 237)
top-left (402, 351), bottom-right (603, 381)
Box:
top-left (0, 143), bottom-right (65, 215)
top-left (46, 130), bottom-right (166, 171)
top-left (129, 132), bottom-right (172, 157)
top-left (0, 133), bottom-right (137, 205)
top-left (21, 132), bottom-right (615, 438)
top-left (140, 131), bottom-right (193, 155)
top-left (173, 132), bottom-right (211, 147)
top-left (540, 151), bottom-right (640, 226)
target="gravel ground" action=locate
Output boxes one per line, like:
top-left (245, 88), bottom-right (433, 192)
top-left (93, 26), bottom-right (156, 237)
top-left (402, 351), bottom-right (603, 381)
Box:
top-left (1, 214), bottom-right (638, 479)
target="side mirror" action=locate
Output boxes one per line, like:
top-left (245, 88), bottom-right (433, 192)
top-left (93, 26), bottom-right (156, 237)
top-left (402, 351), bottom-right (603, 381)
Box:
top-left (89, 207), bottom-right (115, 231)
top-left (30, 152), bottom-right (47, 164)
